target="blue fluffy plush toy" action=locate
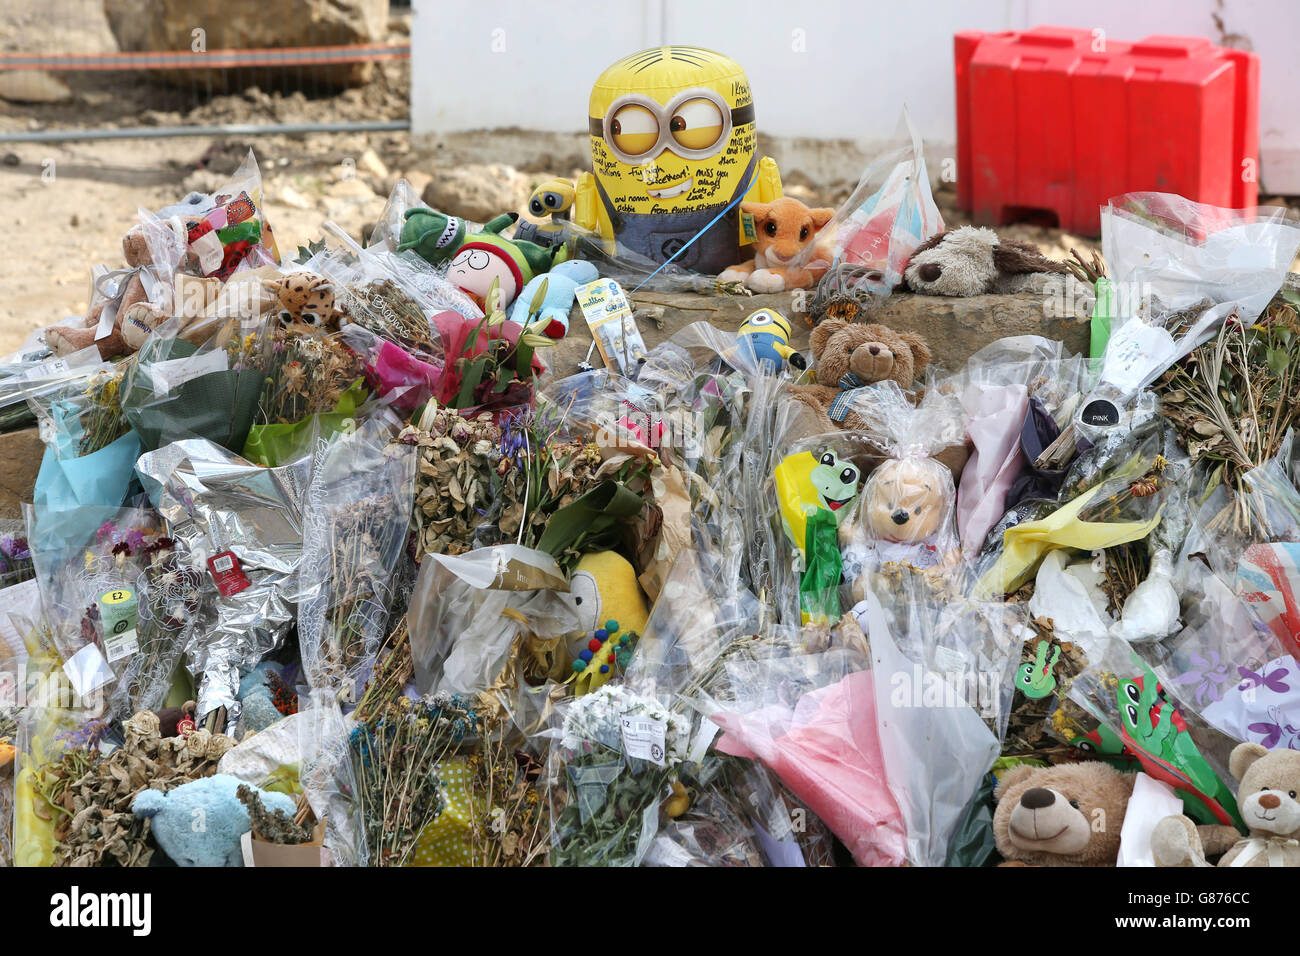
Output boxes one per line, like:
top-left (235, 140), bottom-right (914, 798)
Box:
top-left (509, 259), bottom-right (599, 338)
top-left (237, 661), bottom-right (285, 736)
top-left (132, 774), bottom-right (296, 867)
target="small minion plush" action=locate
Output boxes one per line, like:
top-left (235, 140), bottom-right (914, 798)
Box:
top-left (737, 308), bottom-right (806, 373)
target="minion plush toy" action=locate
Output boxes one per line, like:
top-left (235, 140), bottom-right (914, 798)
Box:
top-left (737, 308), bottom-right (806, 372)
top-left (574, 46), bottom-right (783, 275)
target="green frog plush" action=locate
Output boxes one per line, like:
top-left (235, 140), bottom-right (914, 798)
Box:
top-left (775, 449), bottom-right (861, 624)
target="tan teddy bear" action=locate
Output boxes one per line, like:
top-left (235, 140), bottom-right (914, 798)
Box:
top-left (46, 226), bottom-right (159, 359)
top-left (1152, 742), bottom-right (1300, 867)
top-left (785, 319), bottom-right (931, 433)
top-left (842, 454), bottom-right (960, 600)
top-left (993, 761), bottom-right (1135, 866)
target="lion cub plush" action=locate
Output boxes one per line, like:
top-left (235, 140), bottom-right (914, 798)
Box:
top-left (718, 197), bottom-right (835, 293)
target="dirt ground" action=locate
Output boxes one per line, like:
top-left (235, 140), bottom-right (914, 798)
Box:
top-left (0, 1), bottom-right (1293, 358)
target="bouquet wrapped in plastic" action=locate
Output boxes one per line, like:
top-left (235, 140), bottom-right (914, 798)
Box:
top-left (298, 415), bottom-right (415, 703)
top-left (136, 440), bottom-right (311, 727)
top-left (547, 683), bottom-right (692, 866)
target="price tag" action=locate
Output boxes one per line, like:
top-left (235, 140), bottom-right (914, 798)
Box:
top-left (98, 586), bottom-right (139, 663)
top-left (620, 715), bottom-right (667, 766)
top-left (22, 358), bottom-right (70, 380)
top-left (208, 550), bottom-right (251, 596)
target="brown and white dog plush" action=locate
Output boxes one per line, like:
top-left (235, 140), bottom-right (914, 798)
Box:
top-left (902, 225), bottom-right (1075, 297)
top-left (718, 197), bottom-right (835, 293)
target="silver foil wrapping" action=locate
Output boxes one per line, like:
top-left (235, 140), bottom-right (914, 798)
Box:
top-left (136, 440), bottom-right (310, 728)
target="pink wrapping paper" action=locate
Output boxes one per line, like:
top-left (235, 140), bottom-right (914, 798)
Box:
top-left (958, 383), bottom-right (1028, 556)
top-left (712, 669), bottom-right (906, 866)
top-left (366, 311), bottom-right (547, 412)
top-left (371, 340), bottom-right (443, 411)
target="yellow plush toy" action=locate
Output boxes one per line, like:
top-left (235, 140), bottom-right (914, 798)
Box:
top-left (567, 551), bottom-right (651, 695)
top-left (574, 45), bottom-right (783, 274)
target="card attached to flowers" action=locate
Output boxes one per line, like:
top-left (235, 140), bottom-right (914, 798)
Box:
top-left (575, 278), bottom-right (647, 375)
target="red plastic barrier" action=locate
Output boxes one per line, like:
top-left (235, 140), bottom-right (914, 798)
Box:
top-left (955, 26), bottom-right (1259, 235)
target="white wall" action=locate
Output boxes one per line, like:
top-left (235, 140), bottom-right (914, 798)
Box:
top-left (411, 0), bottom-right (1300, 192)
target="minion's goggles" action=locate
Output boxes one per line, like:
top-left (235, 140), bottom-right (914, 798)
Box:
top-left (742, 309), bottom-right (792, 336)
top-left (589, 88), bottom-right (755, 165)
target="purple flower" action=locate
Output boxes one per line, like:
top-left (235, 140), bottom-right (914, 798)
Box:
top-left (0, 535), bottom-right (28, 560)
top-left (56, 717), bottom-right (110, 750)
top-left (1170, 650), bottom-right (1235, 704)
top-left (500, 423), bottom-right (527, 463)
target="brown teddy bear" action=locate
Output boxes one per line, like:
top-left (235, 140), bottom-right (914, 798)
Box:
top-left (785, 319), bottom-right (931, 433)
top-left (1152, 742), bottom-right (1300, 867)
top-left (46, 226), bottom-right (161, 359)
top-left (993, 761), bottom-right (1135, 866)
